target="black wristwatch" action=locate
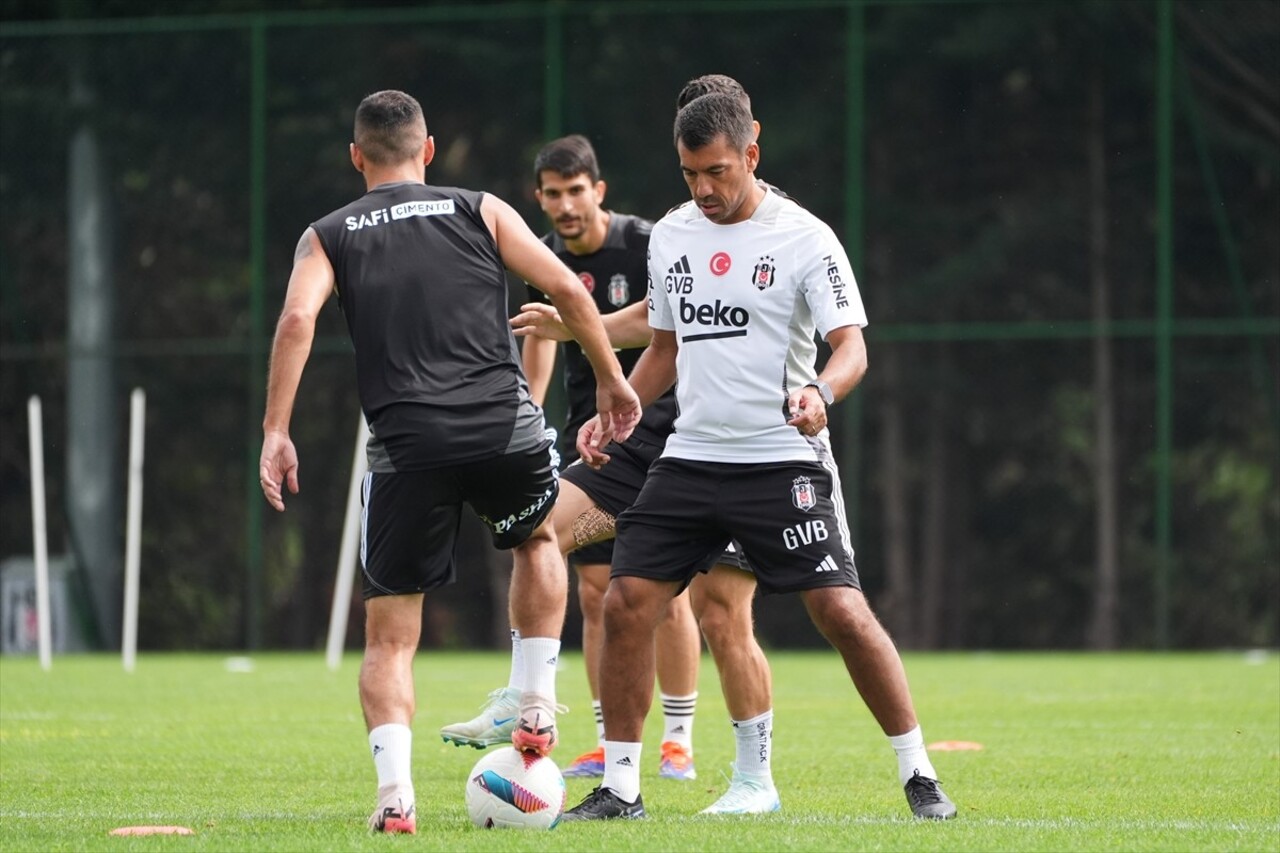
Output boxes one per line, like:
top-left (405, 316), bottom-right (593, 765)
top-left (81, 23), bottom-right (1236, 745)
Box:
top-left (805, 380), bottom-right (834, 406)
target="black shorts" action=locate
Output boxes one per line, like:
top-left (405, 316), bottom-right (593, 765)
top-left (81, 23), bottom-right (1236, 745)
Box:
top-left (714, 539), bottom-right (754, 574)
top-left (560, 436), bottom-right (750, 571)
top-left (561, 436), bottom-right (659, 567)
top-left (612, 455), bottom-right (858, 595)
top-left (360, 437), bottom-right (559, 598)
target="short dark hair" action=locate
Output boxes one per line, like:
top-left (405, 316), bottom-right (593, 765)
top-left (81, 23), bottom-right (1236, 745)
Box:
top-left (533, 134), bottom-right (600, 186)
top-left (354, 90), bottom-right (426, 166)
top-left (673, 92), bottom-right (755, 152)
top-left (675, 74), bottom-right (750, 112)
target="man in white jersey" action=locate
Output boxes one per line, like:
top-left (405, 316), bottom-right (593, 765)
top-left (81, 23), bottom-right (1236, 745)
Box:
top-left (562, 91), bottom-right (957, 822)
top-left (444, 78), bottom-right (783, 814)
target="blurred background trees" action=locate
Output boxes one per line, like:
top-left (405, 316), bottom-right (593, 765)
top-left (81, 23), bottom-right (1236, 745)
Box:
top-left (1, 0), bottom-right (1275, 653)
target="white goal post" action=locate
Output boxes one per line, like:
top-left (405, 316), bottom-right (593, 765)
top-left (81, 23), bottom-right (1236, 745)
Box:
top-left (122, 388), bottom-right (146, 673)
top-left (27, 396), bottom-right (52, 671)
top-left (325, 415), bottom-right (370, 671)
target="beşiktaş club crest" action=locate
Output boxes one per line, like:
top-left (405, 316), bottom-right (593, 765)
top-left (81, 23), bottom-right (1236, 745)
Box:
top-left (791, 476), bottom-right (817, 511)
top-left (608, 273), bottom-right (630, 307)
top-left (752, 255), bottom-right (776, 290)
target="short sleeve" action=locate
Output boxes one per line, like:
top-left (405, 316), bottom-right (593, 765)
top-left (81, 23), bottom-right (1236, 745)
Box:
top-left (798, 223), bottom-right (868, 338)
top-left (646, 229), bottom-right (675, 332)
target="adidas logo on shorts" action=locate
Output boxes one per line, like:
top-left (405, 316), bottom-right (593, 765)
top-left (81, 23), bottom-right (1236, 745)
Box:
top-left (814, 555), bottom-right (840, 573)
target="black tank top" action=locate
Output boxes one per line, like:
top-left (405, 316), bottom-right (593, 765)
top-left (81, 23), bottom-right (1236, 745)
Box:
top-left (313, 182), bottom-right (546, 472)
top-left (532, 212), bottom-right (678, 461)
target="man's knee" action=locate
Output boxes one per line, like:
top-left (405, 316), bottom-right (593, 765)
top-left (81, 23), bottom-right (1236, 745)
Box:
top-left (364, 594), bottom-right (425, 648)
top-left (603, 577), bottom-right (669, 633)
top-left (660, 591), bottom-right (694, 626)
top-left (806, 586), bottom-right (884, 643)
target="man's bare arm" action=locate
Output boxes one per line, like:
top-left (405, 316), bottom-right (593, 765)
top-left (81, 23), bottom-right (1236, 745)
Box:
top-left (260, 228), bottom-right (335, 510)
top-left (521, 334), bottom-right (557, 406)
top-left (785, 323), bottom-right (867, 437)
top-left (481, 193), bottom-right (640, 442)
top-left (512, 300), bottom-right (653, 350)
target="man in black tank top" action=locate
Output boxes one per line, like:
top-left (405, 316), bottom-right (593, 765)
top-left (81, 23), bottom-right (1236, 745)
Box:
top-left (257, 90), bottom-right (640, 834)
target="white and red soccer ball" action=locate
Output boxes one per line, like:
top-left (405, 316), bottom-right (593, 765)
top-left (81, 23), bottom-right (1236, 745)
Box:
top-left (465, 747), bottom-right (565, 830)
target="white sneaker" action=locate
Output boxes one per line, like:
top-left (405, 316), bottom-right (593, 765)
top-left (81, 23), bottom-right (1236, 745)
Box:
top-left (439, 686), bottom-right (520, 748)
top-left (700, 766), bottom-right (781, 815)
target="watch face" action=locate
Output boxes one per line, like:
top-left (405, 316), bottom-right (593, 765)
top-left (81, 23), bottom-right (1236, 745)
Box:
top-left (810, 382), bottom-right (833, 405)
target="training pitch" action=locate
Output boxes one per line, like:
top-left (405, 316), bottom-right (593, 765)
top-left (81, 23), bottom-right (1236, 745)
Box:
top-left (1, 650), bottom-right (1276, 852)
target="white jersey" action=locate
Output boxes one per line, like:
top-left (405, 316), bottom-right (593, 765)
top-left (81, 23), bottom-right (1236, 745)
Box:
top-left (647, 189), bottom-right (868, 463)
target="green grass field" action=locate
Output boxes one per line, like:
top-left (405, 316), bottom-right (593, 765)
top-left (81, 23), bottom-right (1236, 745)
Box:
top-left (1, 650), bottom-right (1276, 852)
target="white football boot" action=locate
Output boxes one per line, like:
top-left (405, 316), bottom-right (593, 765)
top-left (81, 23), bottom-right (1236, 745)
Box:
top-left (439, 686), bottom-right (520, 748)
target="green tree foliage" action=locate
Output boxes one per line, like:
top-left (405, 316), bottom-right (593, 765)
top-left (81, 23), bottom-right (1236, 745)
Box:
top-left (1, 1), bottom-right (1274, 651)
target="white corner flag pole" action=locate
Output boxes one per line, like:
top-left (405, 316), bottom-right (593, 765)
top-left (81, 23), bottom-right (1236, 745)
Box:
top-left (325, 415), bottom-right (370, 672)
top-left (122, 388), bottom-right (146, 673)
top-left (27, 396), bottom-right (52, 671)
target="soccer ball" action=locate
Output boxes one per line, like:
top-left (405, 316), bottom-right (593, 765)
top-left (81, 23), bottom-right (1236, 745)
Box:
top-left (465, 746), bottom-right (565, 829)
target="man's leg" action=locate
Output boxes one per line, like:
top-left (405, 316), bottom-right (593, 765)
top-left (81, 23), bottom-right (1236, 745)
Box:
top-left (440, 481), bottom-right (613, 752)
top-left (509, 516), bottom-right (567, 756)
top-left (800, 585), bottom-right (956, 819)
top-left (690, 566), bottom-right (770, 720)
top-left (362, 593), bottom-right (424, 834)
top-left (689, 565), bottom-right (779, 814)
top-left (563, 574), bottom-right (678, 820)
top-left (554, 480), bottom-right (622, 772)
top-left (655, 589), bottom-right (700, 780)
top-left (561, 561), bottom-right (610, 775)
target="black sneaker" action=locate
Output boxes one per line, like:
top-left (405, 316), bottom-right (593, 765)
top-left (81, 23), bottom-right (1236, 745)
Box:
top-left (562, 786), bottom-right (647, 821)
top-left (904, 770), bottom-right (957, 819)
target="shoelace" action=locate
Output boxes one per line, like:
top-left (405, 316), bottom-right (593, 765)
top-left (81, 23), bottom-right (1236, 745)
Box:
top-left (478, 687), bottom-right (515, 710)
top-left (713, 767), bottom-right (771, 809)
top-left (905, 772), bottom-right (946, 806)
top-left (580, 786), bottom-right (622, 810)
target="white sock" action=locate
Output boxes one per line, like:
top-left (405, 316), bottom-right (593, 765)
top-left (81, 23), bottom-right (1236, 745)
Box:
top-left (368, 723), bottom-right (414, 797)
top-left (732, 710), bottom-right (773, 778)
top-left (592, 699), bottom-right (605, 745)
top-left (889, 725), bottom-right (938, 785)
top-left (601, 740), bottom-right (643, 803)
top-left (519, 636), bottom-right (560, 701)
top-left (507, 628), bottom-right (525, 691)
top-left (660, 691), bottom-right (697, 749)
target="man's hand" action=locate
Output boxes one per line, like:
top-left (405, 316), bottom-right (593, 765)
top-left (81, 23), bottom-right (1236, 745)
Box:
top-left (510, 302), bottom-right (572, 342)
top-left (786, 387), bottom-right (828, 437)
top-left (260, 430), bottom-right (300, 511)
top-left (591, 377), bottom-right (641, 451)
top-left (575, 416), bottom-right (612, 469)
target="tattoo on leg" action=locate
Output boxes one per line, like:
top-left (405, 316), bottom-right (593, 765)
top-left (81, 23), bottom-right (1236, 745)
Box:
top-left (573, 506), bottom-right (616, 548)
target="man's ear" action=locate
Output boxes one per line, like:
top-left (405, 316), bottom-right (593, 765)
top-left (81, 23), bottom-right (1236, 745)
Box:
top-left (350, 142), bottom-right (364, 173)
top-left (422, 135), bottom-right (436, 167)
